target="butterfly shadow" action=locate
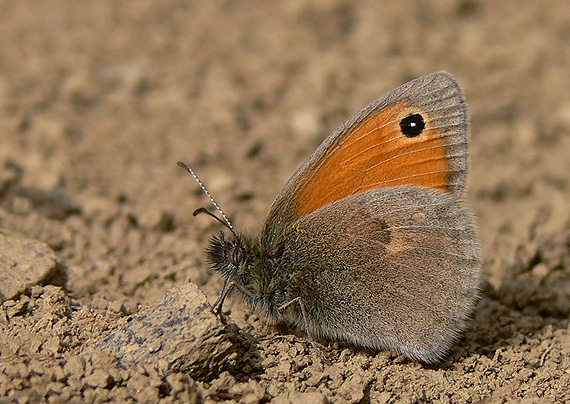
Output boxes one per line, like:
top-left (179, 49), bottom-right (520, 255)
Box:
top-left (452, 260), bottom-right (570, 365)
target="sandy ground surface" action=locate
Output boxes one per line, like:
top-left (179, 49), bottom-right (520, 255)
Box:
top-left (1, 1), bottom-right (570, 403)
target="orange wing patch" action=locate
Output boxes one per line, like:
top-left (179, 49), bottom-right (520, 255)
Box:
top-left (295, 101), bottom-right (450, 217)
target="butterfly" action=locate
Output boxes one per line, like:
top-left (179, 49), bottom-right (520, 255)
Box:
top-left (179, 71), bottom-right (482, 364)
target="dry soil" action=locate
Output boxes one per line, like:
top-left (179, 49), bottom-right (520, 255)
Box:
top-left (1, 1), bottom-right (570, 403)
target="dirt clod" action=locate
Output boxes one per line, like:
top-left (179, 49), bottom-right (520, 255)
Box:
top-left (0, 230), bottom-right (57, 302)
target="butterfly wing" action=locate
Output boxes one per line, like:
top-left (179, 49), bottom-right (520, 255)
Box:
top-left (263, 71), bottom-right (469, 245)
top-left (278, 186), bottom-right (481, 363)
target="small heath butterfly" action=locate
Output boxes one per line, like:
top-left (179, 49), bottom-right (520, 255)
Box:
top-left (179, 71), bottom-right (481, 364)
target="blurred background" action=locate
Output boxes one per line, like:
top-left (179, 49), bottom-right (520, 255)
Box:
top-left (1, 0), bottom-right (569, 301)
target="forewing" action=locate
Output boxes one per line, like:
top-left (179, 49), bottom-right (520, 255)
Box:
top-left (263, 71), bottom-right (469, 244)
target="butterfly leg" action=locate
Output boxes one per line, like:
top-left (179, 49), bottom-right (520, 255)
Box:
top-left (212, 279), bottom-right (255, 316)
top-left (278, 297), bottom-right (331, 365)
top-left (212, 278), bottom-right (233, 316)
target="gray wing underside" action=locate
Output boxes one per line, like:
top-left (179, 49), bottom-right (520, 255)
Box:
top-left (282, 186), bottom-right (481, 363)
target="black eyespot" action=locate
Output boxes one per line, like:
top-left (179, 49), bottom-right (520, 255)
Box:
top-left (228, 245), bottom-right (244, 266)
top-left (400, 113), bottom-right (425, 138)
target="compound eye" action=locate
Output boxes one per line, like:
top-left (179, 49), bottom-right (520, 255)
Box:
top-left (228, 245), bottom-right (244, 266)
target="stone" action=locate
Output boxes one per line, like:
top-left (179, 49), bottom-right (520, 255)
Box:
top-left (86, 281), bottom-right (241, 380)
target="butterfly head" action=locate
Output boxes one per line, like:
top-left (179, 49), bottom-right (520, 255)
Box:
top-left (206, 230), bottom-right (249, 279)
top-left (206, 229), bottom-right (286, 322)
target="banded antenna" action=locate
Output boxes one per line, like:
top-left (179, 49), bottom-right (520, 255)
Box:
top-left (177, 161), bottom-right (238, 238)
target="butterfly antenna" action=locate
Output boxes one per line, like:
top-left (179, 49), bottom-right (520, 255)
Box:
top-left (177, 161), bottom-right (238, 237)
